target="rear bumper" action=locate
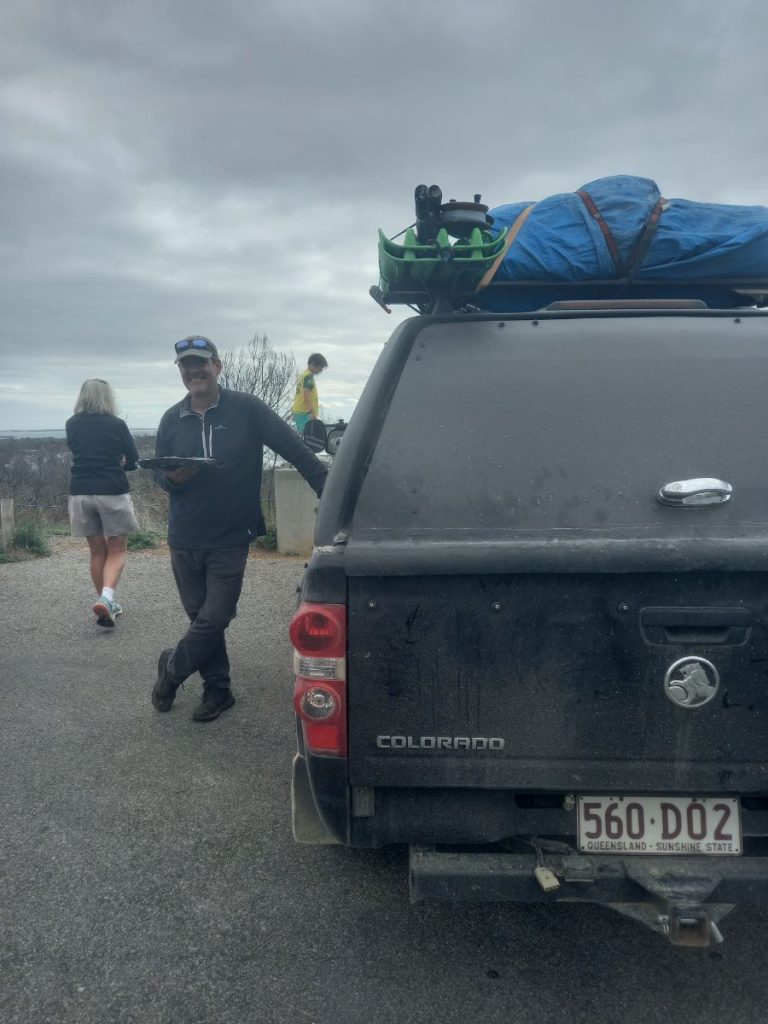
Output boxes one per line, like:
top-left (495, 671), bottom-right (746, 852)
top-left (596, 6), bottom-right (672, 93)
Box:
top-left (410, 845), bottom-right (768, 905)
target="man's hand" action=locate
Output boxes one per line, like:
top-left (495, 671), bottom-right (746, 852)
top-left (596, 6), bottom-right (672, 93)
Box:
top-left (165, 465), bottom-right (200, 485)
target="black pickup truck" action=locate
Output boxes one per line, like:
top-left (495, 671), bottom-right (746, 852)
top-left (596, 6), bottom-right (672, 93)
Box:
top-left (289, 302), bottom-right (768, 946)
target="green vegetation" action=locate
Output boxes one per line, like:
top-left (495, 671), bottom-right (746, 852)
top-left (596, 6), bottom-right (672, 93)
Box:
top-left (13, 518), bottom-right (50, 556)
top-left (0, 435), bottom-right (296, 561)
top-left (46, 523), bottom-right (71, 537)
top-left (127, 529), bottom-right (158, 550)
top-left (253, 525), bottom-right (277, 551)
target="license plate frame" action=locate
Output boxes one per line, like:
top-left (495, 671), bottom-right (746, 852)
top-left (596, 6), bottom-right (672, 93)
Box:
top-left (576, 795), bottom-right (742, 856)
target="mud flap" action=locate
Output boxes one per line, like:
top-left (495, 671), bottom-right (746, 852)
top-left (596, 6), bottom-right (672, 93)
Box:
top-left (292, 753), bottom-right (340, 845)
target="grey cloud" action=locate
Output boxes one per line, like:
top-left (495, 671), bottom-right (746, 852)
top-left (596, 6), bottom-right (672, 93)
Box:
top-left (2, 0), bottom-right (768, 428)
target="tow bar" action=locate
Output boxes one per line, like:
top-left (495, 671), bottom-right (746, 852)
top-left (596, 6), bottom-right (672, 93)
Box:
top-left (409, 847), bottom-right (746, 945)
top-left (667, 907), bottom-right (724, 946)
top-left (612, 901), bottom-right (728, 946)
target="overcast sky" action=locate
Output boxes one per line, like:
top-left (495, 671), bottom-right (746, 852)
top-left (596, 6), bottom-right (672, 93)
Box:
top-left (3, 0), bottom-right (768, 430)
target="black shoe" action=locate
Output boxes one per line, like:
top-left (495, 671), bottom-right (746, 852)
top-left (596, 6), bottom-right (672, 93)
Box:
top-left (151, 649), bottom-right (179, 712)
top-left (192, 688), bottom-right (236, 722)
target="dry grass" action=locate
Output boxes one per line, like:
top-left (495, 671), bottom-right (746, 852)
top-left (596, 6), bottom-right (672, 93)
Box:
top-left (47, 535), bottom-right (303, 561)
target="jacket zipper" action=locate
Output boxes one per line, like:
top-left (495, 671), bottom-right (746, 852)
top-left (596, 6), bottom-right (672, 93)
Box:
top-left (198, 410), bottom-right (216, 458)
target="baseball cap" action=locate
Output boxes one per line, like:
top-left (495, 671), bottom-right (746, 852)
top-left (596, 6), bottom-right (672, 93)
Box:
top-left (174, 336), bottom-right (220, 363)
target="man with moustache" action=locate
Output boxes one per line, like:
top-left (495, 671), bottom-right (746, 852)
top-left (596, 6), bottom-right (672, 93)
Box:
top-left (151, 336), bottom-right (328, 722)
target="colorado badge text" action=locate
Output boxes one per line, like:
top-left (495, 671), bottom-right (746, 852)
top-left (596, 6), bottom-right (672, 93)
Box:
top-left (377, 735), bottom-right (505, 751)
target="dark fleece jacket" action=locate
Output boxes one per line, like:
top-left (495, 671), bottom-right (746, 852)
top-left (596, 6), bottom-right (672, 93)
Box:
top-left (154, 388), bottom-right (328, 549)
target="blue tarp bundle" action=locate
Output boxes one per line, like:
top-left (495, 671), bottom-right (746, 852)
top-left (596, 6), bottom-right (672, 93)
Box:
top-left (480, 176), bottom-right (768, 311)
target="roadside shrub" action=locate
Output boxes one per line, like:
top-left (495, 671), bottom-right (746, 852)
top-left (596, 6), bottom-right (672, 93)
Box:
top-left (127, 530), bottom-right (158, 550)
top-left (13, 519), bottom-right (50, 556)
top-left (46, 522), bottom-right (71, 538)
top-left (253, 526), bottom-right (277, 551)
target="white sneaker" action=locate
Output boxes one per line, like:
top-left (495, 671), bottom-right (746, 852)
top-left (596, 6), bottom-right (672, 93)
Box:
top-left (93, 596), bottom-right (116, 627)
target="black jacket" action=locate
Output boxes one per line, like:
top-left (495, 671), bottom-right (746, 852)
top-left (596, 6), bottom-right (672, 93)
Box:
top-left (154, 388), bottom-right (328, 549)
top-left (66, 413), bottom-right (139, 495)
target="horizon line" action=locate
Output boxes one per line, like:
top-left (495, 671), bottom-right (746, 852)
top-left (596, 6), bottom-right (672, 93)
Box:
top-left (0, 426), bottom-right (157, 430)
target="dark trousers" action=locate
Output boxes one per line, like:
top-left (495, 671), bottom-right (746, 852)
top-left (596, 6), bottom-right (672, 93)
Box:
top-left (168, 545), bottom-right (249, 691)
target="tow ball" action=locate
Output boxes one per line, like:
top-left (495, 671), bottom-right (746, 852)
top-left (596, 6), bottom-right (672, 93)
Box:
top-left (613, 900), bottom-right (729, 946)
top-left (663, 907), bottom-right (724, 947)
top-left (619, 860), bottom-right (731, 946)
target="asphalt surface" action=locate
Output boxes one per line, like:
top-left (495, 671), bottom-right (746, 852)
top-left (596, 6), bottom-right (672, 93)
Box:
top-left (3, 540), bottom-right (768, 1024)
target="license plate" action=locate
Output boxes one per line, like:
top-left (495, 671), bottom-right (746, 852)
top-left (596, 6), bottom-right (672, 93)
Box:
top-left (577, 795), bottom-right (742, 855)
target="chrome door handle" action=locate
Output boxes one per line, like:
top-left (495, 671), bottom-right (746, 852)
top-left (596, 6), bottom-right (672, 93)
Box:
top-left (656, 478), bottom-right (733, 507)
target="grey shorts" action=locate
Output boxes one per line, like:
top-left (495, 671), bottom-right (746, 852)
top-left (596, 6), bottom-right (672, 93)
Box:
top-left (68, 494), bottom-right (139, 538)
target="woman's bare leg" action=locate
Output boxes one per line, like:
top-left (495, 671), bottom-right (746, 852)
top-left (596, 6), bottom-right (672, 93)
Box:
top-left (86, 535), bottom-right (108, 593)
top-left (103, 534), bottom-right (128, 591)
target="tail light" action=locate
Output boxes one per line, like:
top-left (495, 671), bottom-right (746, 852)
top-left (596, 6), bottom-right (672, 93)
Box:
top-left (290, 603), bottom-right (347, 756)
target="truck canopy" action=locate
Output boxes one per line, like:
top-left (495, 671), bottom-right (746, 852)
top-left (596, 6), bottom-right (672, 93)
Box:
top-left (339, 312), bottom-right (768, 575)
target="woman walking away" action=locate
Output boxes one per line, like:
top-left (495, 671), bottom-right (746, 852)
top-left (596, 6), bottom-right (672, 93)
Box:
top-left (65, 379), bottom-right (140, 627)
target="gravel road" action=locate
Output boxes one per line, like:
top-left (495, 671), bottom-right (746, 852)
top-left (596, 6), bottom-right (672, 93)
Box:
top-left (3, 540), bottom-right (768, 1024)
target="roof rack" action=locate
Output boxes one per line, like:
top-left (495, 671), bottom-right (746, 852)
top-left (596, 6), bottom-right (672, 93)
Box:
top-left (371, 186), bottom-right (768, 315)
top-left (370, 278), bottom-right (768, 315)
top-left (545, 299), bottom-right (708, 310)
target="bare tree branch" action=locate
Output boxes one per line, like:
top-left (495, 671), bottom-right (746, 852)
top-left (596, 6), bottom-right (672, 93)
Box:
top-left (219, 333), bottom-right (296, 418)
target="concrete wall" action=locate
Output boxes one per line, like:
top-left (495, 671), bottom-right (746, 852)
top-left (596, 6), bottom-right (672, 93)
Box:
top-left (273, 468), bottom-right (319, 556)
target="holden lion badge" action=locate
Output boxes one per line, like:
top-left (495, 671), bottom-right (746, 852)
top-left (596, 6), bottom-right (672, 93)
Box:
top-left (664, 656), bottom-right (720, 709)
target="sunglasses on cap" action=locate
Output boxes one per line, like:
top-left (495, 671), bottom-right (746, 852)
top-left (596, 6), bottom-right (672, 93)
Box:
top-left (175, 337), bottom-right (213, 354)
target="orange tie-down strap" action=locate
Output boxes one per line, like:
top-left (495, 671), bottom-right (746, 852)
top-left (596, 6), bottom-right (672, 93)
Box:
top-left (476, 204), bottom-right (536, 291)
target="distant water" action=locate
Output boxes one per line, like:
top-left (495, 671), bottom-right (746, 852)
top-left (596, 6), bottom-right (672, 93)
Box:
top-left (0, 428), bottom-right (156, 439)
